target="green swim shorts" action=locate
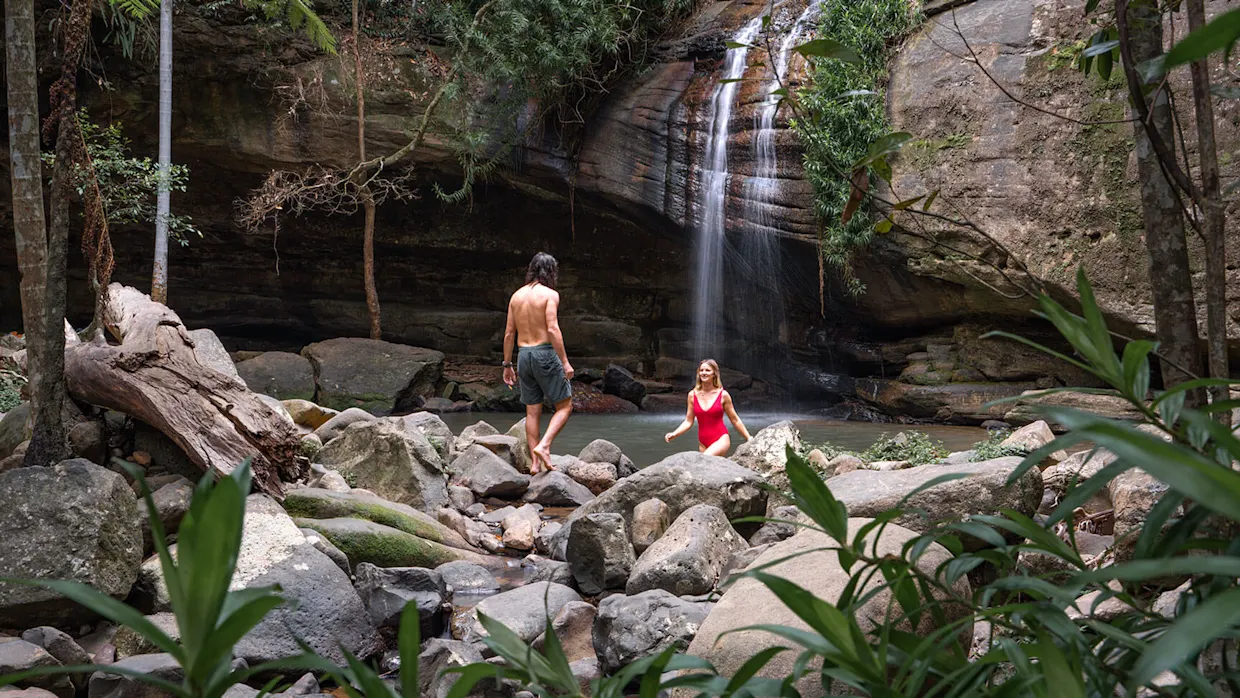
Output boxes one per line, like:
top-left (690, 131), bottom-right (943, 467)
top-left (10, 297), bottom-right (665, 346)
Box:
top-left (517, 343), bottom-right (572, 406)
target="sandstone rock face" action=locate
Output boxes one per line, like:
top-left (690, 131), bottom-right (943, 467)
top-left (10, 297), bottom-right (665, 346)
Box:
top-left (687, 521), bottom-right (971, 697)
top-left (317, 420), bottom-right (448, 511)
top-left (626, 504), bottom-right (747, 596)
top-left (0, 460), bottom-right (143, 627)
top-left (302, 338), bottom-right (444, 414)
top-left (825, 457), bottom-right (1043, 550)
top-left (236, 351), bottom-right (316, 401)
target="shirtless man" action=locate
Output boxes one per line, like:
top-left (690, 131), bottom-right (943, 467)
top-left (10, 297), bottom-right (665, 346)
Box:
top-left (502, 252), bottom-right (574, 474)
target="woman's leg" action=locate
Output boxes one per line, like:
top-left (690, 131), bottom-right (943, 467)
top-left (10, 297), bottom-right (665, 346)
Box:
top-left (703, 433), bottom-right (731, 457)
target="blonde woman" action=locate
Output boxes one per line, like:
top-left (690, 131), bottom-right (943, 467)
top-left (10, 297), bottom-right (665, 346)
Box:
top-left (664, 359), bottom-right (752, 456)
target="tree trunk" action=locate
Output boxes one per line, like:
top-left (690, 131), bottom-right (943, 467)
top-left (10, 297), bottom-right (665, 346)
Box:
top-left (7, 0), bottom-right (70, 465)
top-left (1119, 0), bottom-right (1204, 390)
top-left (1186, 0), bottom-right (1230, 412)
top-left (352, 0), bottom-right (381, 339)
top-left (151, 0), bottom-right (173, 304)
top-left (63, 284), bottom-right (304, 495)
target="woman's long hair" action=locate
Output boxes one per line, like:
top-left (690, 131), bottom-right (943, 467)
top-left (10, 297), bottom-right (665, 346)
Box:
top-left (694, 359), bottom-right (723, 392)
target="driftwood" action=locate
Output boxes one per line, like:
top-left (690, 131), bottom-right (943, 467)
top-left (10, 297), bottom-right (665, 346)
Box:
top-left (64, 283), bottom-right (304, 495)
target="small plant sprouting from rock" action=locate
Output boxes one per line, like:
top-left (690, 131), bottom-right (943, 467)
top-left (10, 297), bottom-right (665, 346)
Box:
top-left (861, 430), bottom-right (947, 465)
top-left (970, 429), bottom-right (1029, 461)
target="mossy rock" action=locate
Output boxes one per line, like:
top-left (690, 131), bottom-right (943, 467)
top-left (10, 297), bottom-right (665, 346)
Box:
top-left (293, 517), bottom-right (464, 568)
top-left (283, 488), bottom-right (469, 548)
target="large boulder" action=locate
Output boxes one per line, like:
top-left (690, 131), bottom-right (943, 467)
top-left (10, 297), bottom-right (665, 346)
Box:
top-left (593, 590), bottom-right (713, 675)
top-left (602, 365), bottom-right (646, 406)
top-left (282, 487), bottom-right (472, 550)
top-left (686, 521), bottom-right (972, 697)
top-left (138, 495), bottom-right (382, 665)
top-left (0, 402), bottom-right (31, 460)
top-left (188, 328), bottom-right (241, 382)
top-left (557, 452), bottom-right (768, 547)
top-left (825, 457), bottom-right (1043, 549)
top-left (453, 421), bottom-right (500, 455)
top-left (557, 457), bottom-right (617, 495)
top-left (626, 504), bottom-right (747, 596)
top-left (353, 563), bottom-right (448, 636)
top-left (0, 459), bottom-right (142, 626)
top-left (392, 412), bottom-right (455, 463)
top-left (466, 581), bottom-right (582, 642)
top-left (451, 445), bottom-right (530, 499)
top-left (295, 517), bottom-right (467, 569)
top-left (523, 471), bottom-right (595, 507)
top-left (317, 420), bottom-right (448, 511)
top-left (235, 352), bottom-right (316, 401)
top-left (302, 338), bottom-right (444, 414)
top-left (731, 420), bottom-right (803, 478)
top-left (312, 407), bottom-right (376, 442)
top-left (578, 439), bottom-right (624, 468)
top-left (505, 419), bottom-right (533, 474)
top-left (566, 513), bottom-right (635, 595)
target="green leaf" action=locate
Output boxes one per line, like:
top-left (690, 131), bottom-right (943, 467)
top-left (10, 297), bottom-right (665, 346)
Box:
top-left (1165, 8), bottom-right (1240, 72)
top-left (1121, 340), bottom-right (1155, 400)
top-left (855, 131), bottom-right (913, 170)
top-left (725, 40), bottom-right (755, 49)
top-left (792, 38), bottom-right (861, 63)
top-left (892, 195), bottom-right (924, 210)
top-left (1082, 39), bottom-right (1119, 57)
top-left (1096, 50), bottom-right (1113, 80)
top-left (1031, 633), bottom-right (1085, 698)
top-left (1134, 587), bottom-right (1240, 686)
top-left (1073, 555), bottom-right (1240, 585)
top-left (874, 218), bottom-right (893, 234)
top-left (0, 664), bottom-right (188, 698)
top-left (722, 647), bottom-right (786, 697)
top-left (398, 601), bottom-right (421, 698)
top-left (784, 445), bottom-right (848, 542)
top-left (922, 189), bottom-right (939, 211)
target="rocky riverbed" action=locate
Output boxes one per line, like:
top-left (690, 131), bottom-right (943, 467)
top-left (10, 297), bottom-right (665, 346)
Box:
top-left (0, 362), bottom-right (1167, 698)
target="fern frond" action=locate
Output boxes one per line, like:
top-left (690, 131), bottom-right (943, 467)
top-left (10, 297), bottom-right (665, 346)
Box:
top-left (108, 0), bottom-right (158, 22)
top-left (241, 0), bottom-right (337, 54)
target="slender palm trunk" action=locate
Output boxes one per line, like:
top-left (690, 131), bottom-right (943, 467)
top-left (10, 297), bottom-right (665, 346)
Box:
top-left (352, 0), bottom-right (380, 338)
top-left (1186, 0), bottom-right (1230, 413)
top-left (7, 0), bottom-right (69, 465)
top-left (152, 0), bottom-right (173, 303)
top-left (1119, 0), bottom-right (1204, 390)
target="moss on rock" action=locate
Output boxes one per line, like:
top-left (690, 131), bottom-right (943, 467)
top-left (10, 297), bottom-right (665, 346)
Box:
top-left (282, 488), bottom-right (453, 544)
top-left (293, 517), bottom-right (463, 568)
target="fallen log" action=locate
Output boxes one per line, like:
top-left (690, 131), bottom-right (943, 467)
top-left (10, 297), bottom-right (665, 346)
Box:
top-left (64, 283), bottom-right (304, 495)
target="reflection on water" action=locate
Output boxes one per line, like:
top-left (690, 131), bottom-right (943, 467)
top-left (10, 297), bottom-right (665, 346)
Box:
top-left (440, 412), bottom-right (988, 468)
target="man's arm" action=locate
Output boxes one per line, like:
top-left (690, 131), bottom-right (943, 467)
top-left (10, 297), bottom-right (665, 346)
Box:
top-left (502, 296), bottom-right (517, 387)
top-left (545, 292), bottom-right (574, 379)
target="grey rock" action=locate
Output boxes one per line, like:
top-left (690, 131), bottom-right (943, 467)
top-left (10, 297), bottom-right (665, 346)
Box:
top-left (452, 445), bottom-right (530, 499)
top-left (114, 613), bottom-right (180, 658)
top-left (354, 563), bottom-right (448, 635)
top-left (318, 419), bottom-right (448, 512)
top-left (826, 457), bottom-right (1043, 550)
top-left (188, 328), bottom-right (241, 382)
top-left (719, 543), bottom-right (771, 586)
top-left (448, 485), bottom-right (476, 511)
top-left (68, 420), bottom-right (108, 465)
top-left (467, 582), bottom-right (582, 642)
top-left (281, 673), bottom-right (320, 696)
top-left (235, 352), bottom-right (316, 401)
top-left (472, 435), bottom-right (520, 468)
top-left (419, 639), bottom-right (510, 698)
top-left (19, 627), bottom-right (91, 669)
top-left (617, 454), bottom-right (637, 479)
top-left (559, 459), bottom-right (617, 495)
top-left (436, 561), bottom-right (500, 595)
top-left (392, 412), bottom-right (455, 463)
top-left (302, 338), bottom-right (444, 414)
top-left (566, 513), bottom-right (635, 595)
top-left (500, 504), bottom-right (542, 551)
top-left (143, 478), bottom-right (194, 548)
top-left (523, 471), bottom-right (595, 507)
top-left (504, 419), bottom-right (533, 475)
top-left (479, 506), bottom-right (517, 524)
top-left (312, 408), bottom-right (376, 443)
top-left (626, 504), bottom-right (747, 596)
top-left (299, 528), bottom-right (351, 574)
top-left (0, 460), bottom-right (142, 626)
top-left (533, 601), bottom-right (596, 663)
top-left (578, 439), bottom-right (623, 466)
top-left (593, 590), bottom-right (712, 674)
top-left (453, 421), bottom-right (501, 455)
top-left (0, 639), bottom-right (73, 698)
top-left (0, 402), bottom-right (31, 460)
top-left (523, 554), bottom-right (573, 586)
top-left (602, 365), bottom-right (645, 406)
top-left (88, 653), bottom-right (185, 698)
top-left (629, 498), bottom-right (670, 555)
top-left (535, 521), bottom-right (563, 557)
top-left (731, 421), bottom-right (802, 478)
top-left (747, 506), bottom-right (799, 547)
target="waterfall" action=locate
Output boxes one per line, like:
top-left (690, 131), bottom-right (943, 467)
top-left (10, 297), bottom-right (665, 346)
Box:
top-left (691, 16), bottom-right (765, 362)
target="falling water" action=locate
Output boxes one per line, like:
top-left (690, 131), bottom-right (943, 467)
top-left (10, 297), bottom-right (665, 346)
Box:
top-left (691, 16), bottom-right (765, 361)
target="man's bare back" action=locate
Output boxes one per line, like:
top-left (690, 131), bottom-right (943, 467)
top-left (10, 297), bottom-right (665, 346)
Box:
top-left (508, 284), bottom-right (558, 347)
top-left (503, 253), bottom-right (575, 474)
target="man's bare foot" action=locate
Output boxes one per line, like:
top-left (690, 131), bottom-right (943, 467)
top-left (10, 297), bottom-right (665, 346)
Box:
top-left (532, 443), bottom-right (553, 473)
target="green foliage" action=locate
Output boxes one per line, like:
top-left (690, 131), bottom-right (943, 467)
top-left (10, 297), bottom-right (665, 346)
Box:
top-left (969, 429), bottom-right (1028, 461)
top-left (0, 369), bottom-right (24, 413)
top-left (245, 0), bottom-right (338, 53)
top-left (792, 0), bottom-right (921, 294)
top-left (861, 430), bottom-right (947, 465)
top-left (43, 114), bottom-right (201, 246)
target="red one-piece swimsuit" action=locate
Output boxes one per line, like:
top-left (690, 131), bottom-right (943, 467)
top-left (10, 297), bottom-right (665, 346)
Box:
top-left (694, 390), bottom-right (728, 448)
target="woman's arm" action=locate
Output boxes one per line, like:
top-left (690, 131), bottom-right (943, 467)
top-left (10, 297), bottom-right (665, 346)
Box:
top-left (723, 392), bottom-right (751, 441)
top-left (665, 393), bottom-right (696, 442)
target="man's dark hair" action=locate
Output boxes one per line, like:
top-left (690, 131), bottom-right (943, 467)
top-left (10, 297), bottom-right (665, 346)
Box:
top-left (525, 252), bottom-right (559, 288)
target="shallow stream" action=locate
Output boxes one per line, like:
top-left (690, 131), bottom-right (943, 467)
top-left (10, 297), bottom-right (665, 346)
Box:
top-left (439, 412), bottom-right (988, 467)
